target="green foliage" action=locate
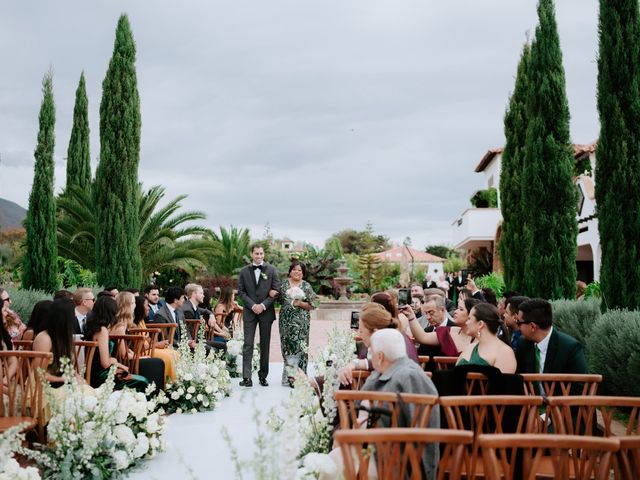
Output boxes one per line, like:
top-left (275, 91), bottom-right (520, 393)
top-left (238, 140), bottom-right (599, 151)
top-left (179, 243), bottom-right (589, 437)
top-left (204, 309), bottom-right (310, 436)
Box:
top-left (474, 272), bottom-right (506, 298)
top-left (595, 0), bottom-right (640, 310)
top-left (356, 253), bottom-right (383, 294)
top-left (521, 0), bottom-right (577, 299)
top-left (95, 14), bottom-right (142, 288)
top-left (468, 248), bottom-right (493, 277)
top-left (325, 222), bottom-right (390, 255)
top-left (499, 42), bottom-right (531, 294)
top-left (5, 286), bottom-right (51, 323)
top-left (291, 245), bottom-right (340, 295)
top-left (207, 226), bottom-right (251, 276)
top-left (410, 264), bottom-right (426, 284)
top-left (550, 298), bottom-right (601, 347)
top-left (425, 245), bottom-right (455, 259)
top-left (584, 281), bottom-right (601, 299)
top-left (470, 188), bottom-right (498, 208)
top-left (377, 262), bottom-right (400, 292)
top-left (65, 72), bottom-right (91, 193)
top-left (23, 71), bottom-right (58, 293)
top-left (444, 254), bottom-right (466, 274)
top-left (587, 310), bottom-right (640, 396)
top-left (57, 257), bottom-right (97, 288)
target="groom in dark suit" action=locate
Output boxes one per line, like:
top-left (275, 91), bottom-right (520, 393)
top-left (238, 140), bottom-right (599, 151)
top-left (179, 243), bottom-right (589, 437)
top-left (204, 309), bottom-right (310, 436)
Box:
top-left (237, 244), bottom-right (281, 387)
top-left (515, 298), bottom-right (587, 380)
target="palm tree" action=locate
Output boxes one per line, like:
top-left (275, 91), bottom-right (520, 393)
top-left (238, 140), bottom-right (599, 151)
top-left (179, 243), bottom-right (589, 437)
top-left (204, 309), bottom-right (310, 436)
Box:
top-left (207, 226), bottom-right (251, 276)
top-left (57, 185), bottom-right (213, 279)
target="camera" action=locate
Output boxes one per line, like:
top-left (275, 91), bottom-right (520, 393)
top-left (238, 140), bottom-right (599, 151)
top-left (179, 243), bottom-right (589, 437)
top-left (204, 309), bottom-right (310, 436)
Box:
top-left (397, 288), bottom-right (411, 307)
top-left (350, 311), bottom-right (360, 330)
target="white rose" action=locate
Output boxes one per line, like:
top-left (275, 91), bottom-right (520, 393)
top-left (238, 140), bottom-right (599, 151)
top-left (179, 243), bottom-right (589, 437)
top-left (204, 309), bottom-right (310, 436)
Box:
top-left (112, 450), bottom-right (130, 470)
top-left (196, 394), bottom-right (203, 402)
top-left (187, 386), bottom-right (195, 394)
top-left (150, 436), bottom-right (160, 450)
top-left (113, 424), bottom-right (135, 446)
top-left (145, 414), bottom-right (159, 434)
top-left (183, 373), bottom-right (193, 381)
top-left (171, 391), bottom-right (180, 400)
top-left (210, 365), bottom-right (219, 376)
top-left (82, 395), bottom-right (98, 413)
top-left (204, 385), bottom-right (213, 394)
top-left (132, 433), bottom-right (150, 458)
top-left (185, 393), bottom-right (192, 400)
top-left (177, 388), bottom-right (184, 396)
top-left (130, 402), bottom-right (147, 421)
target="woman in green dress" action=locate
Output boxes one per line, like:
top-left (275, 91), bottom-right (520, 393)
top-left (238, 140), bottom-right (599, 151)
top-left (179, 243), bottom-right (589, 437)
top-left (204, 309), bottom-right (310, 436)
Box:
top-left (278, 261), bottom-right (316, 386)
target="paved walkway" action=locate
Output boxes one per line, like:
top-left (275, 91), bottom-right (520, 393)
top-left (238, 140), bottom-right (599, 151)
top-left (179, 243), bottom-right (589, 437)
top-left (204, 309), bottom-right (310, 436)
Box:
top-left (267, 316), bottom-right (350, 361)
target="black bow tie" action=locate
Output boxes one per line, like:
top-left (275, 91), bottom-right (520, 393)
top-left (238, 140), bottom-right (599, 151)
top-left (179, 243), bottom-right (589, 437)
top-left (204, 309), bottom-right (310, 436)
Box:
top-left (253, 265), bottom-right (263, 271)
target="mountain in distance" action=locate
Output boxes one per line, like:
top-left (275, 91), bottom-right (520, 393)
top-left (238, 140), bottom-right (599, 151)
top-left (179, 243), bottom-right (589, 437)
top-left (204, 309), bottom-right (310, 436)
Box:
top-left (0, 197), bottom-right (27, 229)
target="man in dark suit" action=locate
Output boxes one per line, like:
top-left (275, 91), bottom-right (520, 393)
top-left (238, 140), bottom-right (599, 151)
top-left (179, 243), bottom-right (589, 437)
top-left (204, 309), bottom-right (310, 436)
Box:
top-left (181, 283), bottom-right (226, 352)
top-left (150, 286), bottom-right (192, 349)
top-left (144, 284), bottom-right (163, 321)
top-left (237, 244), bottom-right (281, 387)
top-left (515, 298), bottom-right (587, 377)
top-left (72, 287), bottom-right (95, 335)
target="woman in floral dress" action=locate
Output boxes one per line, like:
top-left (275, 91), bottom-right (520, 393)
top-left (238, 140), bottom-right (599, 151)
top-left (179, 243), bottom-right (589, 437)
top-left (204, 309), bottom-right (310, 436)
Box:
top-left (278, 260), bottom-right (316, 386)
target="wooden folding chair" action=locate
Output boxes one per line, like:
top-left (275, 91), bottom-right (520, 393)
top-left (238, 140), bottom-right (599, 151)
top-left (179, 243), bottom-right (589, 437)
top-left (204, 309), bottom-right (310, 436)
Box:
top-left (72, 340), bottom-right (97, 384)
top-left (11, 339), bottom-right (33, 351)
top-left (335, 427), bottom-right (473, 480)
top-left (440, 395), bottom-right (544, 479)
top-left (521, 373), bottom-right (602, 397)
top-left (147, 322), bottom-right (177, 347)
top-left (433, 356), bottom-right (457, 370)
top-left (351, 370), bottom-right (371, 390)
top-left (185, 319), bottom-right (202, 339)
top-left (418, 355), bottom-right (430, 371)
top-left (479, 433), bottom-right (619, 480)
top-left (335, 391), bottom-right (438, 430)
top-left (108, 334), bottom-right (145, 374)
top-left (128, 327), bottom-right (161, 357)
top-left (618, 436), bottom-right (640, 480)
top-left (0, 350), bottom-right (52, 443)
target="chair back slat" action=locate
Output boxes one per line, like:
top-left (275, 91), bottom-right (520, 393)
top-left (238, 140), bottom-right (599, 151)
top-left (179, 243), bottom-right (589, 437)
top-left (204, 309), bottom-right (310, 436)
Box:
top-left (12, 339), bottom-right (33, 351)
top-left (127, 328), bottom-right (160, 357)
top-left (351, 370), bottom-right (371, 390)
top-left (73, 340), bottom-right (98, 383)
top-left (185, 319), bottom-right (202, 339)
top-left (334, 391), bottom-right (438, 430)
top-left (417, 355), bottom-right (430, 371)
top-left (479, 433), bottom-right (619, 480)
top-left (147, 322), bottom-right (177, 346)
top-left (335, 428), bottom-right (473, 480)
top-left (433, 356), bottom-right (457, 370)
top-left (108, 334), bottom-right (145, 374)
top-left (521, 373), bottom-right (602, 396)
top-left (618, 436), bottom-right (640, 480)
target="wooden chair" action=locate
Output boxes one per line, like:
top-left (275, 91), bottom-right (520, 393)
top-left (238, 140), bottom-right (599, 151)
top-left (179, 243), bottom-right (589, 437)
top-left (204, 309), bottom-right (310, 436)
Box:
top-left (433, 356), bottom-right (457, 370)
top-left (335, 427), bottom-right (473, 480)
top-left (440, 395), bottom-right (544, 479)
top-left (72, 340), bottom-right (97, 384)
top-left (418, 355), bottom-right (430, 371)
top-left (108, 334), bottom-right (145, 374)
top-left (478, 433), bottom-right (619, 480)
top-left (521, 373), bottom-right (602, 397)
top-left (128, 327), bottom-right (161, 357)
top-left (11, 339), bottom-right (33, 351)
top-left (618, 436), bottom-right (640, 480)
top-left (335, 391), bottom-right (438, 430)
top-left (351, 370), bottom-right (371, 390)
top-left (0, 350), bottom-right (52, 443)
top-left (147, 322), bottom-right (177, 347)
top-left (465, 372), bottom-right (489, 395)
top-left (185, 319), bottom-right (202, 339)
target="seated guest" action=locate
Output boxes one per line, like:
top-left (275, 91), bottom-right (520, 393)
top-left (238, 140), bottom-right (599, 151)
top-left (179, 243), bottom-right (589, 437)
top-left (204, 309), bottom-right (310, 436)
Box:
top-left (84, 295), bottom-right (149, 392)
top-left (72, 288), bottom-right (95, 335)
top-left (33, 298), bottom-right (82, 385)
top-left (327, 329), bottom-right (440, 480)
top-left (1, 288), bottom-right (26, 339)
top-left (133, 295), bottom-right (177, 381)
top-left (498, 290), bottom-right (521, 320)
top-left (0, 308), bottom-right (17, 380)
top-left (182, 283), bottom-right (229, 343)
top-left (20, 299), bottom-right (53, 341)
top-left (144, 284), bottom-right (163, 321)
top-left (516, 298), bottom-right (587, 375)
top-left (457, 302), bottom-right (517, 373)
top-left (53, 290), bottom-right (74, 300)
top-left (503, 295), bottom-right (530, 350)
top-left (113, 291), bottom-right (165, 389)
top-left (338, 302), bottom-right (418, 386)
top-left (214, 286), bottom-right (241, 337)
top-left (481, 288), bottom-right (498, 307)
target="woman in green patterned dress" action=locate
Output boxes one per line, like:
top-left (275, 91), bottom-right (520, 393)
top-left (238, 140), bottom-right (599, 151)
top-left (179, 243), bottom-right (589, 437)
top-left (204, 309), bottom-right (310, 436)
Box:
top-left (278, 261), bottom-right (316, 386)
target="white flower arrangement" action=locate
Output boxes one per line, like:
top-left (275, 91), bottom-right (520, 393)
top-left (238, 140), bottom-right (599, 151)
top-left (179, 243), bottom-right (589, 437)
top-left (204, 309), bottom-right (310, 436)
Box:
top-left (157, 320), bottom-right (232, 413)
top-left (0, 424), bottom-right (41, 480)
top-left (25, 358), bottom-right (166, 479)
top-left (286, 286), bottom-right (306, 307)
top-left (228, 326), bottom-right (260, 376)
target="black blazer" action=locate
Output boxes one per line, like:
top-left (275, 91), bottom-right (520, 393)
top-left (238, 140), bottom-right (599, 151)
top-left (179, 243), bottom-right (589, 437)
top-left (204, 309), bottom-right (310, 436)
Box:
top-left (150, 304), bottom-right (189, 347)
top-left (516, 328), bottom-right (588, 375)
top-left (237, 262), bottom-right (281, 323)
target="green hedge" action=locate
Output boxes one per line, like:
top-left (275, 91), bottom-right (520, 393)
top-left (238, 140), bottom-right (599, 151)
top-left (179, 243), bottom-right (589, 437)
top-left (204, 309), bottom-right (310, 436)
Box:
top-left (550, 298), bottom-right (601, 347)
top-left (586, 310), bottom-right (640, 396)
top-left (6, 286), bottom-right (51, 323)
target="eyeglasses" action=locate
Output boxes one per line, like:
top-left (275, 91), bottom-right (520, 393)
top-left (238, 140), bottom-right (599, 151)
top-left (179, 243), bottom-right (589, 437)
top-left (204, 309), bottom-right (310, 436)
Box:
top-left (516, 320), bottom-right (531, 326)
top-left (84, 297), bottom-right (95, 302)
top-left (1, 297), bottom-right (9, 302)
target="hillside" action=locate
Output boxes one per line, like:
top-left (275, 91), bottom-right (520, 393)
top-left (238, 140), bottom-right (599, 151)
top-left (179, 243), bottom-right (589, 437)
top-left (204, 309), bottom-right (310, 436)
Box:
top-left (0, 197), bottom-right (27, 229)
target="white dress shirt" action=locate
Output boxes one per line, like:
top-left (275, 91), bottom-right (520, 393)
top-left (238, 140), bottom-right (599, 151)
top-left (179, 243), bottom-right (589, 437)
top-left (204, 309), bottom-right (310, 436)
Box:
top-left (536, 326), bottom-right (554, 373)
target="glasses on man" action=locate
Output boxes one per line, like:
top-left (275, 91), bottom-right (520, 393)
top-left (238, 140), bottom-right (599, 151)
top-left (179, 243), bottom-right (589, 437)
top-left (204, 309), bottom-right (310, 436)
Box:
top-left (84, 297), bottom-right (95, 302)
top-left (516, 320), bottom-right (530, 326)
top-left (1, 297), bottom-right (9, 303)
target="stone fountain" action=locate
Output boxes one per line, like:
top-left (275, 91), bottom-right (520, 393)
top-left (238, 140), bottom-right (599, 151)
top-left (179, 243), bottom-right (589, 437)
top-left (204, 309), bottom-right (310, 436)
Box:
top-left (315, 258), bottom-right (367, 321)
top-left (334, 258), bottom-right (352, 301)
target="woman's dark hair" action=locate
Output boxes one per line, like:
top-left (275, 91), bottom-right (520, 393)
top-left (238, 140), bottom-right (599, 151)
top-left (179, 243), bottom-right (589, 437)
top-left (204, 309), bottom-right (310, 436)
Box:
top-left (133, 296), bottom-right (147, 326)
top-left (371, 292), bottom-right (399, 319)
top-left (481, 288), bottom-right (498, 307)
top-left (471, 302), bottom-right (503, 336)
top-left (27, 300), bottom-right (53, 336)
top-left (200, 287), bottom-right (213, 310)
top-left (288, 260), bottom-right (307, 277)
top-left (84, 296), bottom-right (117, 340)
top-left (0, 311), bottom-right (12, 350)
top-left (218, 286), bottom-right (234, 308)
top-left (47, 298), bottom-right (75, 375)
top-left (463, 298), bottom-right (481, 314)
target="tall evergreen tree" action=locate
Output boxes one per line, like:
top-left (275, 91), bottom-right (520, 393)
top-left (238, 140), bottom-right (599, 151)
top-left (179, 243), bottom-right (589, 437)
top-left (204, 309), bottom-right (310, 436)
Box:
top-left (521, 0), bottom-right (577, 299)
top-left (23, 71), bottom-right (58, 292)
top-left (499, 42), bottom-right (531, 294)
top-left (596, 0), bottom-right (640, 310)
top-left (95, 14), bottom-right (142, 288)
top-left (65, 72), bottom-right (92, 193)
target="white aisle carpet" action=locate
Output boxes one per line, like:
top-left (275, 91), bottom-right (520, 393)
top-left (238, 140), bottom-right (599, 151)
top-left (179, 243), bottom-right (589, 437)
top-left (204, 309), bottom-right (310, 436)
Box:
top-left (126, 363), bottom-right (291, 480)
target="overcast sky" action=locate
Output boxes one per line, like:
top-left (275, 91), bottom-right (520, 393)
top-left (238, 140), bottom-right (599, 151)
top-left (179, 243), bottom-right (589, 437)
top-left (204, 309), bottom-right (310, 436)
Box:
top-left (0, 1), bottom-right (599, 249)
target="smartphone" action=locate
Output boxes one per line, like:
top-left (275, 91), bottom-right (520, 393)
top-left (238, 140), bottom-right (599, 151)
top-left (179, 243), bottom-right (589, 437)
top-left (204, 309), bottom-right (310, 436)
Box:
top-left (350, 311), bottom-right (360, 330)
top-left (398, 288), bottom-right (410, 307)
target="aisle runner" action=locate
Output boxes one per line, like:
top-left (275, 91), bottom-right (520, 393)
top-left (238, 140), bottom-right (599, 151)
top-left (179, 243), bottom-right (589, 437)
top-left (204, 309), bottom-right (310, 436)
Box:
top-left (126, 363), bottom-right (290, 480)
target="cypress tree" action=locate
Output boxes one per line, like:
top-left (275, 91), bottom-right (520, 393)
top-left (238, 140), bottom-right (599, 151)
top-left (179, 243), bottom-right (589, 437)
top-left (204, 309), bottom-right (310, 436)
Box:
top-left (521, 0), bottom-right (577, 299)
top-left (499, 42), bottom-right (531, 294)
top-left (65, 72), bottom-right (92, 193)
top-left (595, 0), bottom-right (640, 310)
top-left (95, 14), bottom-right (142, 288)
top-left (23, 71), bottom-right (58, 292)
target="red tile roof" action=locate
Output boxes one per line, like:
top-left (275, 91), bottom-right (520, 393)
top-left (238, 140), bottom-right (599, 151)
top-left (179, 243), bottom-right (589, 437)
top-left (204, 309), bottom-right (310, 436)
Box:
top-left (375, 245), bottom-right (446, 263)
top-left (474, 142), bottom-right (598, 172)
